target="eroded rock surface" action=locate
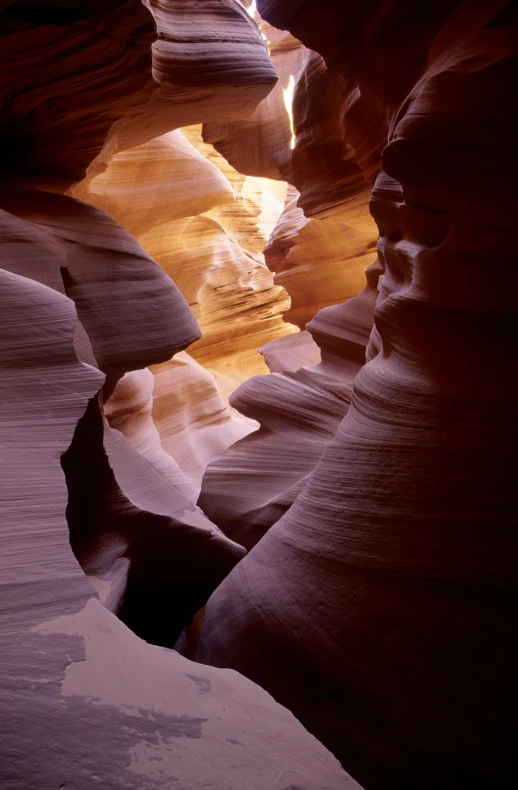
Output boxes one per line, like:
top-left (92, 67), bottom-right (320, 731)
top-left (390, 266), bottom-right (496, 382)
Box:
top-left (1, 2), bottom-right (357, 788)
top-left (4, 0), bottom-right (516, 788)
top-left (75, 123), bottom-right (295, 390)
top-left (199, 264), bottom-right (380, 548)
top-left (198, 2), bottom-right (518, 788)
top-left (0, 197), bottom-right (354, 789)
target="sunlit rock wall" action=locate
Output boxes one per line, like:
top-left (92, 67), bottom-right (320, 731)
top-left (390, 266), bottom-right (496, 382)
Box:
top-left (197, 9), bottom-right (383, 549)
top-left (73, 120), bottom-right (298, 484)
top-left (199, 263), bottom-right (381, 548)
top-left (71, 0), bottom-right (380, 493)
top-left (204, 11), bottom-right (381, 329)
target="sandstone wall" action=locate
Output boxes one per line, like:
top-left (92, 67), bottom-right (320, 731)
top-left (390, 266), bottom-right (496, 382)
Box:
top-left (198, 2), bottom-right (518, 788)
top-left (0, 3), bottom-right (356, 788)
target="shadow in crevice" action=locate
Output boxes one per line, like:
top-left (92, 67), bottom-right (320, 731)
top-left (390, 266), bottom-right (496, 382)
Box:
top-left (61, 395), bottom-right (244, 649)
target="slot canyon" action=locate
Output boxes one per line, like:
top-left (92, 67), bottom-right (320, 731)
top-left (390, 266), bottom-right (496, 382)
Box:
top-left (1, 0), bottom-right (516, 788)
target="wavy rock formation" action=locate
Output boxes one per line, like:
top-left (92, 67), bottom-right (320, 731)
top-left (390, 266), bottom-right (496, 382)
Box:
top-left (1, 0), bottom-right (276, 190)
top-left (196, 18), bottom-right (383, 548)
top-left (267, 47), bottom-right (381, 327)
top-left (75, 129), bottom-right (235, 238)
top-left (0, 191), bottom-right (245, 639)
top-left (259, 328), bottom-right (321, 372)
top-left (0, 264), bottom-right (357, 789)
top-left (198, 2), bottom-right (518, 788)
top-left (104, 367), bottom-right (199, 501)
top-left (1, 2), bottom-right (357, 787)
top-left (75, 120), bottom-right (297, 479)
top-left (202, 16), bottom-right (306, 181)
top-left (265, 183), bottom-right (375, 327)
top-left (0, 187), bottom-right (199, 381)
top-left (0, 197), bottom-right (353, 790)
top-left (195, 16), bottom-right (382, 544)
top-left (199, 264), bottom-right (379, 549)
top-left (104, 358), bottom-right (251, 499)
top-left (77, 123), bottom-right (294, 388)
top-left (202, 25), bottom-right (380, 330)
top-left (149, 352), bottom-right (253, 494)
top-left (141, 205), bottom-right (292, 392)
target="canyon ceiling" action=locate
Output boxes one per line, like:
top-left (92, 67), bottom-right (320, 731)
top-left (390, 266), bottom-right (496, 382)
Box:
top-left (1, 1), bottom-right (516, 789)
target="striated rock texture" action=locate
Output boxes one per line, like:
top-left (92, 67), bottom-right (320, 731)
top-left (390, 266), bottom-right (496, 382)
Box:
top-left (0, 261), bottom-right (357, 789)
top-left (75, 129), bottom-right (236, 238)
top-left (203, 15), bottom-right (306, 181)
top-left (259, 328), bottom-right (322, 373)
top-left (0, 189), bottom-right (247, 643)
top-left (104, 367), bottom-right (199, 502)
top-left (262, 45), bottom-right (382, 327)
top-left (198, 1), bottom-right (518, 788)
top-left (265, 182), bottom-right (376, 328)
top-left (75, 120), bottom-right (297, 480)
top-left (0, 187), bottom-right (198, 380)
top-left (72, 120), bottom-right (296, 491)
top-left (199, 263), bottom-right (380, 549)
top-left (75, 123), bottom-right (295, 390)
top-left (196, 11), bottom-right (383, 542)
top-left (195, 9), bottom-right (383, 548)
top-left (1, 1), bottom-right (358, 788)
top-left (104, 358), bottom-right (251, 499)
top-left (149, 352), bottom-right (253, 495)
top-left (204, 26), bottom-right (380, 330)
top-left (0, 0), bottom-right (276, 189)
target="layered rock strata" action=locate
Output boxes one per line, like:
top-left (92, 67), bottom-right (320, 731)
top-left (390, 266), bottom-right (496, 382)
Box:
top-left (0, 270), bottom-right (357, 787)
top-left (205, 34), bottom-right (381, 330)
top-left (198, 2), bottom-right (518, 788)
top-left (199, 264), bottom-right (380, 549)
top-left (259, 328), bottom-right (321, 373)
top-left (265, 182), bottom-right (376, 328)
top-left (149, 352), bottom-right (253, 494)
top-left (73, 121), bottom-right (296, 481)
top-left (1, 0), bottom-right (277, 190)
top-left (0, 190), bottom-right (244, 643)
top-left (202, 15), bottom-right (306, 181)
top-left (195, 12), bottom-right (383, 540)
top-left (75, 124), bottom-right (295, 391)
top-left (1, 2), bottom-right (357, 787)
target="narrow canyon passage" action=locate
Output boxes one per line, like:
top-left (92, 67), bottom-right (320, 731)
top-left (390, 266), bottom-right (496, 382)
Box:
top-left (1, 2), bottom-right (516, 790)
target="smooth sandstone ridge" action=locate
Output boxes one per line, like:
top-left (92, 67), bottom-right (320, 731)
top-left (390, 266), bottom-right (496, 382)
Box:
top-left (0, 2), bottom-right (358, 789)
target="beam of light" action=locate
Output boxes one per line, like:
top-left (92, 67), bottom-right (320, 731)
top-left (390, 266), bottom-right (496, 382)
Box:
top-left (246, 1), bottom-right (257, 18)
top-left (282, 74), bottom-right (296, 150)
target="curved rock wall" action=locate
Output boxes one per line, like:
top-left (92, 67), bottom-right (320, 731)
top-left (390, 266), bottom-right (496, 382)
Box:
top-left (3, 1), bottom-right (517, 788)
top-left (205, 25), bottom-right (381, 330)
top-left (198, 2), bottom-right (518, 788)
top-left (69, 3), bottom-right (380, 495)
top-left (202, 16), bottom-right (306, 181)
top-left (0, 0), bottom-right (276, 189)
top-left (199, 263), bottom-right (380, 549)
top-left (75, 120), bottom-right (295, 389)
top-left (73, 119), bottom-right (297, 481)
top-left (263, 45), bottom-right (382, 326)
top-left (0, 2), bottom-right (356, 788)
top-left (196, 12), bottom-right (384, 542)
